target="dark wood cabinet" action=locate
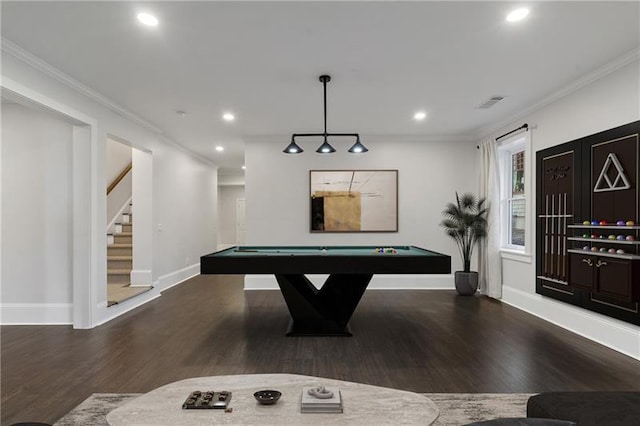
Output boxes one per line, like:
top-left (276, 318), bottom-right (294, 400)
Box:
top-left (569, 253), bottom-right (596, 291)
top-left (537, 121), bottom-right (640, 326)
top-left (596, 257), bottom-right (637, 302)
top-left (569, 253), bottom-right (638, 302)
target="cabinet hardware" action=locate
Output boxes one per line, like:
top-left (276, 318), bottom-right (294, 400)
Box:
top-left (582, 258), bottom-right (593, 266)
top-left (595, 260), bottom-right (607, 268)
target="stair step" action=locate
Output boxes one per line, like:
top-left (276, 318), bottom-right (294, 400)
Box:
top-left (107, 253), bottom-right (132, 269)
top-left (113, 233), bottom-right (132, 244)
top-left (107, 244), bottom-right (132, 256)
top-left (108, 269), bottom-right (132, 275)
top-left (108, 274), bottom-right (130, 285)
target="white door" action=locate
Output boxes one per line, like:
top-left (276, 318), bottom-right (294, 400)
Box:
top-left (236, 198), bottom-right (246, 245)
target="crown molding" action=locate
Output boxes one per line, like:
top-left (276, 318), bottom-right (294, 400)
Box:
top-left (476, 48), bottom-right (640, 141)
top-left (2, 37), bottom-right (219, 168)
top-left (1, 37), bottom-right (163, 133)
top-left (157, 134), bottom-right (219, 168)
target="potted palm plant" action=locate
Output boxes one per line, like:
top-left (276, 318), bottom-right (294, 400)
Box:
top-left (440, 192), bottom-right (488, 295)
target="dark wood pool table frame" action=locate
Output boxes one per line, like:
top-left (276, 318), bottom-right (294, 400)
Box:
top-left (201, 246), bottom-right (451, 336)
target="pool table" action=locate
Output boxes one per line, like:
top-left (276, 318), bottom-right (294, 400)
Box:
top-left (200, 245), bottom-right (451, 336)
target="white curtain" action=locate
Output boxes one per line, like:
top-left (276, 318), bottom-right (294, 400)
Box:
top-left (478, 139), bottom-right (503, 298)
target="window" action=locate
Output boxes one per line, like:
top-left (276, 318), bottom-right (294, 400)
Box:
top-left (498, 134), bottom-right (529, 252)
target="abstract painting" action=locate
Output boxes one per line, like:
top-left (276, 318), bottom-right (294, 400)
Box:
top-left (310, 170), bottom-right (398, 232)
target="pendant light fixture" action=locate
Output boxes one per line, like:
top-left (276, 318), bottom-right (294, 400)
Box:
top-left (283, 75), bottom-right (367, 154)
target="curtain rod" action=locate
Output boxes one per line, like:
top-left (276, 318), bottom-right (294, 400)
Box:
top-left (497, 123), bottom-right (528, 140)
top-left (476, 123), bottom-right (528, 149)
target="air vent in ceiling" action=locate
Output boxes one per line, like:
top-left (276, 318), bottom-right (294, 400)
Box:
top-left (476, 96), bottom-right (505, 109)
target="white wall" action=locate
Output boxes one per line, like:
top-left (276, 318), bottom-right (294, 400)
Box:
top-left (1, 104), bottom-right (74, 310)
top-left (106, 138), bottom-right (131, 184)
top-left (106, 138), bottom-right (132, 227)
top-left (244, 136), bottom-right (477, 289)
top-left (154, 145), bottom-right (218, 276)
top-left (218, 185), bottom-right (245, 248)
top-left (485, 59), bottom-right (640, 359)
top-left (1, 47), bottom-right (219, 326)
top-left (131, 148), bottom-right (153, 286)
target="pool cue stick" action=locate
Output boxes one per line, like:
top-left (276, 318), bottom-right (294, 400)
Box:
top-left (551, 193), bottom-right (555, 277)
top-left (562, 192), bottom-right (567, 281)
top-left (557, 193), bottom-right (562, 278)
top-left (544, 194), bottom-right (549, 276)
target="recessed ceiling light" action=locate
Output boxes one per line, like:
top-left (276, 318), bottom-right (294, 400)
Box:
top-left (242, 165), bottom-right (246, 170)
top-left (215, 146), bottom-right (224, 152)
top-left (414, 111), bottom-right (427, 121)
top-left (222, 113), bottom-right (235, 121)
top-left (137, 13), bottom-right (158, 26)
top-left (506, 8), bottom-right (529, 22)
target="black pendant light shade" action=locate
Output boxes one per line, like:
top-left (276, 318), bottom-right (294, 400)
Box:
top-left (285, 75), bottom-right (366, 154)
top-left (283, 136), bottom-right (304, 154)
top-left (316, 137), bottom-right (336, 153)
top-left (348, 136), bottom-right (368, 153)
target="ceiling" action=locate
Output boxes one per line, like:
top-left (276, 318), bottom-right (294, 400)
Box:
top-left (2, 1), bottom-right (639, 173)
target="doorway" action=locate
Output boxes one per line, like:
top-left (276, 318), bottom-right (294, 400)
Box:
top-left (106, 136), bottom-right (153, 306)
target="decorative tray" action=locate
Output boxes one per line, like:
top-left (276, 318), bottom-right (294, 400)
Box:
top-left (182, 391), bottom-right (232, 409)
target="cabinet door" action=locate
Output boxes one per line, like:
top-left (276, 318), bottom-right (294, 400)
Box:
top-left (595, 258), bottom-right (632, 302)
top-left (569, 253), bottom-right (595, 290)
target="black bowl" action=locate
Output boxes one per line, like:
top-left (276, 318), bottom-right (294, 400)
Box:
top-left (253, 390), bottom-right (282, 405)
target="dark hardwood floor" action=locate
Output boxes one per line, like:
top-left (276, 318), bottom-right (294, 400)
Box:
top-left (2, 274), bottom-right (640, 425)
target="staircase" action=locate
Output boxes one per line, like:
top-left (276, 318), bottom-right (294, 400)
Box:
top-left (107, 208), bottom-right (139, 306)
top-left (108, 212), bottom-right (132, 281)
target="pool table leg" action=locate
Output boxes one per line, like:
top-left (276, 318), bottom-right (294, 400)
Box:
top-left (275, 273), bottom-right (373, 336)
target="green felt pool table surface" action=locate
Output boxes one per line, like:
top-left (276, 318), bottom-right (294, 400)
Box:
top-left (210, 245), bottom-right (442, 257)
top-left (201, 245), bottom-right (450, 275)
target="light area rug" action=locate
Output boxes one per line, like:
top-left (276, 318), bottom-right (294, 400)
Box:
top-left (54, 393), bottom-right (534, 425)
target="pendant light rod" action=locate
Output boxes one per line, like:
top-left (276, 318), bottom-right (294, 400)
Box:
top-left (283, 74), bottom-right (368, 154)
top-left (320, 74), bottom-right (330, 137)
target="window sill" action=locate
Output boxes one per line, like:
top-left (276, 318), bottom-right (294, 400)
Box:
top-left (500, 249), bottom-right (532, 264)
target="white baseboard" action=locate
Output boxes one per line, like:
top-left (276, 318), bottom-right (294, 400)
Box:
top-left (502, 285), bottom-right (640, 361)
top-left (94, 290), bottom-right (161, 327)
top-left (93, 263), bottom-right (199, 328)
top-left (130, 269), bottom-right (152, 286)
top-left (0, 302), bottom-right (73, 325)
top-left (244, 274), bottom-right (454, 290)
top-left (156, 263), bottom-right (200, 292)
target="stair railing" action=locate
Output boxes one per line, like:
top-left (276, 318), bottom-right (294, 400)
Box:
top-left (107, 162), bottom-right (133, 195)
